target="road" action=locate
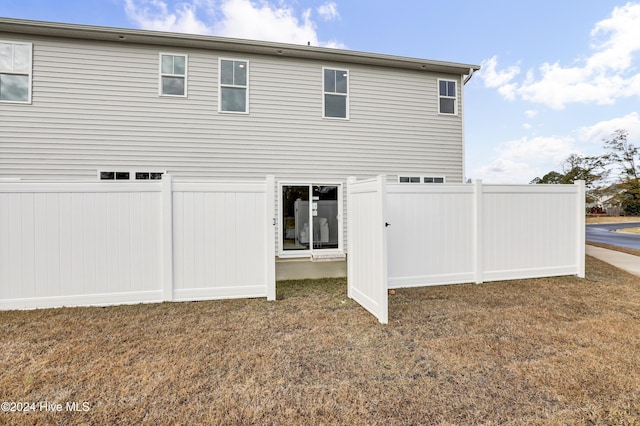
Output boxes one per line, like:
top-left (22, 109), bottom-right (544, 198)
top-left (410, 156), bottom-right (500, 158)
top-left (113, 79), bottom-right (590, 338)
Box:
top-left (586, 222), bottom-right (640, 250)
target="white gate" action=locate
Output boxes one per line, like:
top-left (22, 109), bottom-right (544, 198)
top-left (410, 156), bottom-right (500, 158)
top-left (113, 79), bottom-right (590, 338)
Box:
top-left (346, 176), bottom-right (388, 324)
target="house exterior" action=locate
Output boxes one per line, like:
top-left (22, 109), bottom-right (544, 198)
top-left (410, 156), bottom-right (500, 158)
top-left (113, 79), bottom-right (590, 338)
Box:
top-left (0, 18), bottom-right (480, 278)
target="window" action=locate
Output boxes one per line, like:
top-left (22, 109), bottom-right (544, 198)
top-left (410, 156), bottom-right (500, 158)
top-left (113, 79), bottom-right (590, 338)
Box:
top-left (438, 79), bottom-right (457, 115)
top-left (424, 177), bottom-right (445, 183)
top-left (100, 171), bottom-right (129, 180)
top-left (323, 68), bottom-right (348, 119)
top-left (0, 41), bottom-right (32, 103)
top-left (398, 175), bottom-right (446, 183)
top-left (220, 59), bottom-right (248, 113)
top-left (160, 53), bottom-right (187, 96)
top-left (99, 171), bottom-right (164, 181)
top-left (135, 172), bottom-right (164, 180)
top-left (399, 177), bottom-right (421, 183)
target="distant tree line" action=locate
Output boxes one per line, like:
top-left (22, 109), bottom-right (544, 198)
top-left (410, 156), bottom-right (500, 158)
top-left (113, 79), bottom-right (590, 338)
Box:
top-left (530, 130), bottom-right (640, 215)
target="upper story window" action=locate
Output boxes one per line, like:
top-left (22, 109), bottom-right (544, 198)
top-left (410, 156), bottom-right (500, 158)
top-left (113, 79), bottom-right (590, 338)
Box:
top-left (0, 41), bottom-right (32, 103)
top-left (220, 59), bottom-right (248, 113)
top-left (438, 79), bottom-right (457, 115)
top-left (323, 68), bottom-right (348, 119)
top-left (160, 53), bottom-right (187, 96)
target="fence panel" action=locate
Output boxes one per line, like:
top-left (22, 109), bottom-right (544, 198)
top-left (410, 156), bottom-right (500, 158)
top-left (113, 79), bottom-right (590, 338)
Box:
top-left (482, 184), bottom-right (584, 281)
top-left (383, 180), bottom-right (584, 290)
top-left (0, 177), bottom-right (275, 310)
top-left (0, 183), bottom-right (163, 310)
top-left (171, 181), bottom-right (273, 301)
top-left (387, 184), bottom-right (476, 288)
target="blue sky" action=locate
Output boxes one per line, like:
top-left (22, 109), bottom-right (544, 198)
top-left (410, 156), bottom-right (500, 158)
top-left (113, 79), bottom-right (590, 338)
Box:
top-left (2, 0), bottom-right (640, 183)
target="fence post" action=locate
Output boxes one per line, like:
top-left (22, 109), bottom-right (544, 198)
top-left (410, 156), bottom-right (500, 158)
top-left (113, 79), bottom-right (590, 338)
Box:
top-left (265, 175), bottom-right (276, 301)
top-left (576, 180), bottom-right (586, 278)
top-left (346, 176), bottom-right (357, 299)
top-left (162, 174), bottom-right (174, 301)
top-left (473, 179), bottom-right (484, 284)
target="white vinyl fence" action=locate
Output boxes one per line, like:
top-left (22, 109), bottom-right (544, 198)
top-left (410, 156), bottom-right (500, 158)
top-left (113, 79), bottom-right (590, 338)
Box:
top-left (346, 176), bottom-right (388, 324)
top-left (348, 177), bottom-right (585, 323)
top-left (0, 176), bottom-right (275, 310)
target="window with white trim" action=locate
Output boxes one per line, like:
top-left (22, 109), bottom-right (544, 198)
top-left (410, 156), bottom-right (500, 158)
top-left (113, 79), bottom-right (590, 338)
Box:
top-left (398, 176), bottom-right (446, 183)
top-left (323, 68), bottom-right (348, 119)
top-left (280, 184), bottom-right (342, 254)
top-left (438, 79), bottom-right (457, 115)
top-left (399, 176), bottom-right (421, 183)
top-left (0, 41), bottom-right (32, 103)
top-left (135, 172), bottom-right (164, 180)
top-left (219, 59), bottom-right (248, 113)
top-left (424, 177), bottom-right (445, 183)
top-left (99, 171), bottom-right (164, 181)
top-left (160, 53), bottom-right (187, 96)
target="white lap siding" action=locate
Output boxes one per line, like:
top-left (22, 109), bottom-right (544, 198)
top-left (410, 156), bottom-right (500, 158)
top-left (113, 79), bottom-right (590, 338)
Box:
top-left (0, 34), bottom-right (464, 183)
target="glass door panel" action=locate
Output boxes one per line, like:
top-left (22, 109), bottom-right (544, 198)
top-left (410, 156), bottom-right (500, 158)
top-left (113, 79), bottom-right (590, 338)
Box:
top-left (282, 186), bottom-right (310, 251)
top-left (312, 185), bottom-right (339, 249)
top-left (282, 184), bottom-right (340, 252)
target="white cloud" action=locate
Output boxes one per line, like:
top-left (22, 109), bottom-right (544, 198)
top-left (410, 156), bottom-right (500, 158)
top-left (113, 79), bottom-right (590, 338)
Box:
top-left (124, 0), bottom-right (212, 34)
top-left (588, 2), bottom-right (640, 72)
top-left (478, 56), bottom-right (520, 100)
top-left (481, 3), bottom-right (640, 109)
top-left (524, 109), bottom-right (538, 118)
top-left (479, 56), bottom-right (520, 87)
top-left (498, 135), bottom-right (576, 164)
top-left (212, 0), bottom-right (319, 44)
top-left (472, 158), bottom-right (542, 184)
top-left (577, 112), bottom-right (640, 143)
top-left (518, 63), bottom-right (605, 109)
top-left (471, 135), bottom-right (578, 183)
top-left (124, 0), bottom-right (342, 46)
top-left (471, 111), bottom-right (640, 183)
top-left (317, 1), bottom-right (339, 21)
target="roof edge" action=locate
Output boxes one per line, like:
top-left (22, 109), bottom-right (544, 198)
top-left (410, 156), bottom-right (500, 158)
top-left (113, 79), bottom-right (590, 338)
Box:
top-left (0, 17), bottom-right (481, 74)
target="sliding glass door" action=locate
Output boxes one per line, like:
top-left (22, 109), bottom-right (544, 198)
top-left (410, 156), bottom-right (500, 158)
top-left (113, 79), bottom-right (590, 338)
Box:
top-left (281, 184), bottom-right (341, 254)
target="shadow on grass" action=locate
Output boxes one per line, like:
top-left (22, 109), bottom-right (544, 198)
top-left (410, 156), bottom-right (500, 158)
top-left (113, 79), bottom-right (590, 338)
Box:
top-left (275, 277), bottom-right (348, 300)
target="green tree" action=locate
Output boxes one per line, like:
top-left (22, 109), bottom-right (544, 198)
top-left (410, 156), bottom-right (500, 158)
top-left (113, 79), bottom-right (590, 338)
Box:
top-left (602, 130), bottom-right (640, 215)
top-left (530, 171), bottom-right (565, 184)
top-left (530, 153), bottom-right (607, 205)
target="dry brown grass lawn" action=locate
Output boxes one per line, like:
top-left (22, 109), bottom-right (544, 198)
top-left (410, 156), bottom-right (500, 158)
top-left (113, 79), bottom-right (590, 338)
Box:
top-left (2, 256), bottom-right (640, 425)
top-left (616, 227), bottom-right (640, 234)
top-left (586, 216), bottom-right (640, 224)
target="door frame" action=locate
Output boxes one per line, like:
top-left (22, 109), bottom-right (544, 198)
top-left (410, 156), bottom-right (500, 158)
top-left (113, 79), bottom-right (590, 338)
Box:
top-left (277, 181), bottom-right (344, 258)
